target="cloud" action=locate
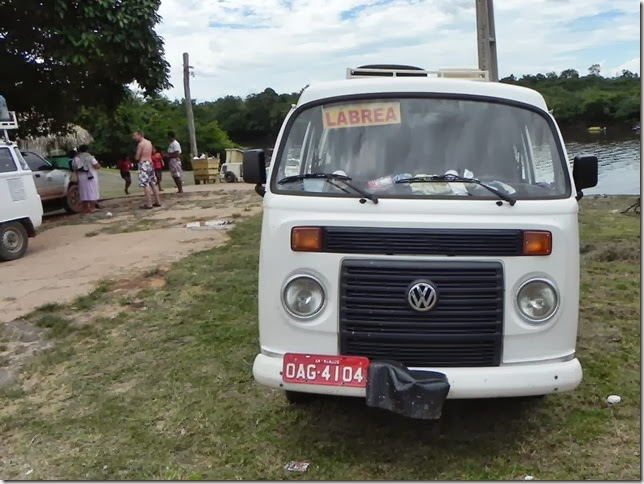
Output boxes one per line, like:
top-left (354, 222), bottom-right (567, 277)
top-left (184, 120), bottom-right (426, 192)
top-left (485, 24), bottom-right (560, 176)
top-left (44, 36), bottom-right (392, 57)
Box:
top-left (156, 0), bottom-right (640, 101)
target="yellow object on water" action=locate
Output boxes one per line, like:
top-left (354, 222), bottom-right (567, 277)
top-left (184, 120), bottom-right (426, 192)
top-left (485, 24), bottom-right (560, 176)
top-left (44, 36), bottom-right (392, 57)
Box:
top-left (587, 126), bottom-right (605, 133)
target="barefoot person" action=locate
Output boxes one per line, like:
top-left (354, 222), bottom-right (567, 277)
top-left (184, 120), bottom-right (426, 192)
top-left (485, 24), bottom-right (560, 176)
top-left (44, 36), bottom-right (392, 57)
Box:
top-left (166, 131), bottom-right (183, 193)
top-left (116, 153), bottom-right (132, 195)
top-left (152, 147), bottom-right (164, 192)
top-left (132, 130), bottom-right (161, 210)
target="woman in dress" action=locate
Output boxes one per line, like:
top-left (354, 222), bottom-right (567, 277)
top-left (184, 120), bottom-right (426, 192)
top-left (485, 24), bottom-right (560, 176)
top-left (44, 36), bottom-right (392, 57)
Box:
top-left (73, 144), bottom-right (101, 213)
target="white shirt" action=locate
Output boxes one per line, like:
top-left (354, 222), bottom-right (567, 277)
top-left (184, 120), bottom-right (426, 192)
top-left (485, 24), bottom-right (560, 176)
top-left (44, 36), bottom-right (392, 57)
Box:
top-left (168, 140), bottom-right (181, 159)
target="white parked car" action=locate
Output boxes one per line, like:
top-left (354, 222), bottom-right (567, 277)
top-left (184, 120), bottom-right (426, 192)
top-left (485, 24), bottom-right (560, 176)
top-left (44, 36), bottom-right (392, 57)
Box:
top-left (21, 151), bottom-right (82, 213)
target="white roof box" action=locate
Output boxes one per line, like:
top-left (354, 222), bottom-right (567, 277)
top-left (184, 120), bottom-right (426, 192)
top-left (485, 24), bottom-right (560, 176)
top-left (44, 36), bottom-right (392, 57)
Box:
top-left (437, 68), bottom-right (489, 81)
top-left (346, 65), bottom-right (489, 81)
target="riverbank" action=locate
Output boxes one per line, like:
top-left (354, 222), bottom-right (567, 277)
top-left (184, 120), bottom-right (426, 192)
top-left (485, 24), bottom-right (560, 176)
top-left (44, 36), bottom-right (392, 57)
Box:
top-left (0, 196), bottom-right (640, 480)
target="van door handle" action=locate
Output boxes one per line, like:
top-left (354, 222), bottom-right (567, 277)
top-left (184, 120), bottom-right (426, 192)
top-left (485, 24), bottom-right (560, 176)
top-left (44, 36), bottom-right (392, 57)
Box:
top-left (34, 174), bottom-right (41, 178)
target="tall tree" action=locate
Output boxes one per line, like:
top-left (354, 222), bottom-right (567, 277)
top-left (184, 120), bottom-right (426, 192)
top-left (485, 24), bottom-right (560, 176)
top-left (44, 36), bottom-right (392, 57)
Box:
top-left (588, 64), bottom-right (601, 77)
top-left (0, 0), bottom-right (171, 136)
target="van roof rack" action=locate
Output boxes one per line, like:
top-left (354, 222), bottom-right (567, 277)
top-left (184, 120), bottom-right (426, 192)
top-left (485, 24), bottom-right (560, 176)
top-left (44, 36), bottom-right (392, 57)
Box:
top-left (0, 112), bottom-right (18, 131)
top-left (0, 95), bottom-right (19, 142)
top-left (346, 65), bottom-right (489, 81)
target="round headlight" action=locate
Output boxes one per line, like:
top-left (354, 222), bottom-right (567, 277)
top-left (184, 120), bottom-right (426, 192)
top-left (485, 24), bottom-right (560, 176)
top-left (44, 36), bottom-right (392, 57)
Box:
top-left (517, 279), bottom-right (559, 323)
top-left (282, 276), bottom-right (325, 319)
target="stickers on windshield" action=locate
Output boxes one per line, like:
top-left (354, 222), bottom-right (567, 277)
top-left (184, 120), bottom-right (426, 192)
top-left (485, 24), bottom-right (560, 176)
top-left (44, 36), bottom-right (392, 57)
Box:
top-left (322, 102), bottom-right (401, 129)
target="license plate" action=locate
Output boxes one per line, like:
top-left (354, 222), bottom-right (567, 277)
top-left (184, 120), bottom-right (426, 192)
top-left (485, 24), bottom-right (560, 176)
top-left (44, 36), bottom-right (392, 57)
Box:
top-left (282, 353), bottom-right (369, 387)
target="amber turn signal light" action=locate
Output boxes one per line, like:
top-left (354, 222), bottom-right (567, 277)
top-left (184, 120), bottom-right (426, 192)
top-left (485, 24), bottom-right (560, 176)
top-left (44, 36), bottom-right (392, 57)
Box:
top-left (291, 227), bottom-right (323, 252)
top-left (522, 231), bottom-right (552, 256)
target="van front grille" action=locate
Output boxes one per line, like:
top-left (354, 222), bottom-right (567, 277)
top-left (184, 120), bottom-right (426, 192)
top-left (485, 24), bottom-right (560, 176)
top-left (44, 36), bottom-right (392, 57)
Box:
top-left (324, 227), bottom-right (522, 257)
top-left (339, 259), bottom-right (504, 367)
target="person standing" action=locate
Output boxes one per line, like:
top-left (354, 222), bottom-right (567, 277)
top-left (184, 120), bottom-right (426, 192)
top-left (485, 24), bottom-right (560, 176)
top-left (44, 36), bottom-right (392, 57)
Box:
top-left (116, 153), bottom-right (132, 195)
top-left (73, 145), bottom-right (101, 213)
top-left (151, 146), bottom-right (164, 192)
top-left (132, 130), bottom-right (161, 210)
top-left (166, 131), bottom-right (183, 193)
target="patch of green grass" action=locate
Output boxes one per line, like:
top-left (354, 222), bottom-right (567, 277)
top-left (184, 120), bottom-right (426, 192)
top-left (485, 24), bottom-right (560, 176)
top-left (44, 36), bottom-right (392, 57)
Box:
top-left (32, 314), bottom-right (73, 338)
top-left (33, 302), bottom-right (64, 314)
top-left (0, 197), bottom-right (640, 480)
top-left (143, 266), bottom-right (162, 278)
top-left (71, 281), bottom-right (112, 311)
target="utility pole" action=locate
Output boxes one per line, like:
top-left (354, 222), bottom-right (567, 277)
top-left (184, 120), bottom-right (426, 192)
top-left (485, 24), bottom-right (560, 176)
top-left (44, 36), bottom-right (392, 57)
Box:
top-left (183, 52), bottom-right (198, 158)
top-left (475, 0), bottom-right (499, 81)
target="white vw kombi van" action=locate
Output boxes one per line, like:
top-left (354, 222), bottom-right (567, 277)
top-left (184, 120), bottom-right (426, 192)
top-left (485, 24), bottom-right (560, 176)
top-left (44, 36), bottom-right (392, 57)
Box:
top-left (242, 66), bottom-right (599, 420)
top-left (0, 97), bottom-right (43, 261)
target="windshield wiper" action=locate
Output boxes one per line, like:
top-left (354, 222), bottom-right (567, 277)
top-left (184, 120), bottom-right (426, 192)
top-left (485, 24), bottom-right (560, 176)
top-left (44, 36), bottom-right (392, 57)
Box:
top-left (395, 174), bottom-right (516, 206)
top-left (278, 173), bottom-right (378, 204)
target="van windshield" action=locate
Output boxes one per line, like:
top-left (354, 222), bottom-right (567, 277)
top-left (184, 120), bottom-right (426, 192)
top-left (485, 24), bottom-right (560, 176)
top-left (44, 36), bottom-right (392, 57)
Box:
top-left (271, 97), bottom-right (571, 199)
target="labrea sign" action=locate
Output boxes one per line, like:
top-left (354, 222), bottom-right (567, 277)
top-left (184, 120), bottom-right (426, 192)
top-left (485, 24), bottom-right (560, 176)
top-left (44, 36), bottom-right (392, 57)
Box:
top-left (322, 101), bottom-right (401, 129)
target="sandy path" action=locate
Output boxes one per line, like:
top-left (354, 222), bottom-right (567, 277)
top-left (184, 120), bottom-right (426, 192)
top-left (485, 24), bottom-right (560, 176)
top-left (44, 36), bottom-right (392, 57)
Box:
top-left (1, 185), bottom-right (261, 323)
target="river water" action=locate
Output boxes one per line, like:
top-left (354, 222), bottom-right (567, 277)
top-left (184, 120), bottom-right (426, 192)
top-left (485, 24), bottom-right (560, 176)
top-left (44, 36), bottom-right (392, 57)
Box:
top-left (563, 128), bottom-right (640, 196)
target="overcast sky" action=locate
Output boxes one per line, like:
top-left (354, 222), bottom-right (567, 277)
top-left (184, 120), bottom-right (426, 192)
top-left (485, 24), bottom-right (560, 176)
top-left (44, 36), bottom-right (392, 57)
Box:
top-left (156, 0), bottom-right (641, 101)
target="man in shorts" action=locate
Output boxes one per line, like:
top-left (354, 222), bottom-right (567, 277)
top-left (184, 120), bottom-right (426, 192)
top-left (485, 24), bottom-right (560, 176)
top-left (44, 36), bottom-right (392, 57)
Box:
top-left (166, 131), bottom-right (183, 193)
top-left (133, 130), bottom-right (161, 209)
top-left (116, 154), bottom-right (132, 194)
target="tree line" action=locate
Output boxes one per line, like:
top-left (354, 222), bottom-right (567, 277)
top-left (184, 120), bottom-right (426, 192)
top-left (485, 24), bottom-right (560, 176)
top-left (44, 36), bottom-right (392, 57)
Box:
top-left (501, 65), bottom-right (640, 127)
top-left (76, 87), bottom-right (301, 165)
top-left (79, 65), bottom-right (639, 163)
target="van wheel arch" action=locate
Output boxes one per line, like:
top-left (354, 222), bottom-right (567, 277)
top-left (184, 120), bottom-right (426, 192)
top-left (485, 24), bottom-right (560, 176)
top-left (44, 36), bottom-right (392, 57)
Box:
top-left (18, 218), bottom-right (36, 237)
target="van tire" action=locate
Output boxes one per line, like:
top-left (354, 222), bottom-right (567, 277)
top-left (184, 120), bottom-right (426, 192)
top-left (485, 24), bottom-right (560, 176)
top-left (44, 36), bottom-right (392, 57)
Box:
top-left (63, 183), bottom-right (82, 214)
top-left (224, 171), bottom-right (237, 183)
top-left (285, 390), bottom-right (317, 405)
top-left (0, 222), bottom-right (29, 261)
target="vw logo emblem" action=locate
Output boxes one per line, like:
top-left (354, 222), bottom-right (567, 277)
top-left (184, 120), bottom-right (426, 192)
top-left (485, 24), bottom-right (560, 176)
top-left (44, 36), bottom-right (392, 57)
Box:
top-left (407, 280), bottom-right (438, 312)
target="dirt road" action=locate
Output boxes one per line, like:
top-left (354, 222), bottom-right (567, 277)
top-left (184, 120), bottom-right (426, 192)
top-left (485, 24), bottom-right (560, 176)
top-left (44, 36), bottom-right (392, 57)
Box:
top-left (1, 184), bottom-right (261, 323)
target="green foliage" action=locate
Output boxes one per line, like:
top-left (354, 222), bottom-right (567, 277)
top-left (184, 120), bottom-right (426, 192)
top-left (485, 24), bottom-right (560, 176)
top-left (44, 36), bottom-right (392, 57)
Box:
top-left (1, 0), bottom-right (170, 136)
top-left (501, 67), bottom-right (640, 126)
top-left (78, 88), bottom-right (299, 161)
top-left (78, 93), bottom-right (236, 162)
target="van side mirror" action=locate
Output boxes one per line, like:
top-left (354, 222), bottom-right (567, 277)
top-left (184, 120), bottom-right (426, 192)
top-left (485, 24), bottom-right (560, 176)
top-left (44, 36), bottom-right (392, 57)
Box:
top-left (572, 155), bottom-right (598, 200)
top-left (243, 149), bottom-right (267, 197)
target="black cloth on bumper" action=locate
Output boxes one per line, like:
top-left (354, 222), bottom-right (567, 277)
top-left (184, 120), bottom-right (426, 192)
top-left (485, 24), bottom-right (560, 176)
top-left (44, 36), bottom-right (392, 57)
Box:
top-left (365, 360), bottom-right (450, 420)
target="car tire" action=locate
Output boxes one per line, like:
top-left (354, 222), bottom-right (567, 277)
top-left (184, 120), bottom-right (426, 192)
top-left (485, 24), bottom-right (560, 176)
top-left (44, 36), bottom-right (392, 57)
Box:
top-left (63, 183), bottom-right (82, 214)
top-left (285, 390), bottom-right (317, 405)
top-left (224, 171), bottom-right (237, 183)
top-left (0, 222), bottom-right (28, 261)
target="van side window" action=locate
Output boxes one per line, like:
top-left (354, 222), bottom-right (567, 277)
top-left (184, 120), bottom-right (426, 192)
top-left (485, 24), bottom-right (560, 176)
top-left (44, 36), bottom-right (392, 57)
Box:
top-left (0, 147), bottom-right (18, 173)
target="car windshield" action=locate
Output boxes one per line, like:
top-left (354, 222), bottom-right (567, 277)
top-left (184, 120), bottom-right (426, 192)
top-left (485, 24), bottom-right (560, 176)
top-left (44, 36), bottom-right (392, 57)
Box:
top-left (271, 97), bottom-right (570, 199)
top-left (22, 152), bottom-right (47, 171)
